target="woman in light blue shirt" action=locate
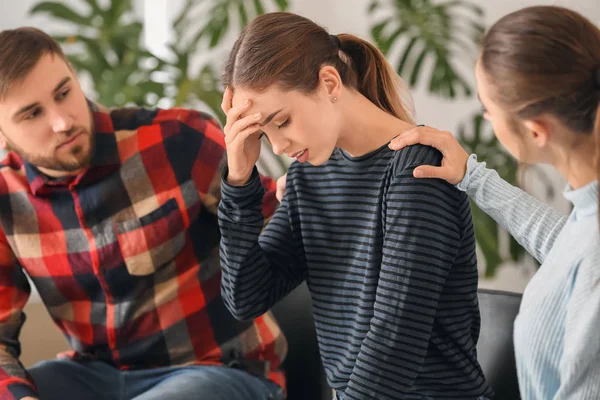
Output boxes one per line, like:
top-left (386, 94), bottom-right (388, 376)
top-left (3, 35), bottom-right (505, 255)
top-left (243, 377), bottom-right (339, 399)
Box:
top-left (389, 5), bottom-right (600, 400)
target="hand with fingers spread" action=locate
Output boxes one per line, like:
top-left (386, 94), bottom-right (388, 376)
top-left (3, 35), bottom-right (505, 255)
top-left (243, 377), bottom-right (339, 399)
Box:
top-left (221, 87), bottom-right (264, 186)
top-left (388, 126), bottom-right (469, 185)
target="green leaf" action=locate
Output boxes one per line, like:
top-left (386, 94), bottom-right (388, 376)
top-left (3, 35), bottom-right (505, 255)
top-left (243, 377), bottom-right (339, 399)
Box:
top-left (173, 0), bottom-right (194, 27)
top-left (138, 80), bottom-right (166, 96)
top-left (368, 0), bottom-right (380, 13)
top-left (378, 26), bottom-right (406, 54)
top-left (509, 235), bottom-right (526, 263)
top-left (252, 0), bottom-right (266, 15)
top-left (80, 0), bottom-right (104, 16)
top-left (195, 89), bottom-right (226, 125)
top-left (238, 3), bottom-right (249, 28)
top-left (429, 54), bottom-right (469, 98)
top-left (438, 0), bottom-right (483, 16)
top-left (173, 0), bottom-right (195, 37)
top-left (55, 34), bottom-right (111, 71)
top-left (409, 47), bottom-right (428, 86)
top-left (174, 78), bottom-right (192, 106)
top-left (209, 13), bottom-right (230, 48)
top-left (370, 18), bottom-right (392, 50)
top-left (187, 1), bottom-right (229, 49)
top-left (108, 0), bottom-right (133, 23)
top-left (29, 2), bottom-right (92, 26)
top-left (115, 22), bottom-right (143, 39)
top-left (369, 0), bottom-right (480, 98)
top-left (273, 0), bottom-right (289, 11)
top-left (396, 36), bottom-right (418, 77)
top-left (67, 55), bottom-right (95, 75)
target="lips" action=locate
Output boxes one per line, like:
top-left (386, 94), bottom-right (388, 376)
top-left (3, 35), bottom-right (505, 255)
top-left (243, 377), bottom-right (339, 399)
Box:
top-left (57, 132), bottom-right (83, 149)
top-left (290, 149), bottom-right (306, 158)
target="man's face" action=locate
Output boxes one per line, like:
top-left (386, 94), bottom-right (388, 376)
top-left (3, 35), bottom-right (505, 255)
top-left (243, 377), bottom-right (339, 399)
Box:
top-left (0, 53), bottom-right (94, 178)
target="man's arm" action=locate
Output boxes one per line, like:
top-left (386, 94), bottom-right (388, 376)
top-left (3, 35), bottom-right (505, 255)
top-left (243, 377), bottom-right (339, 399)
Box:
top-left (0, 230), bottom-right (37, 399)
top-left (183, 110), bottom-right (279, 219)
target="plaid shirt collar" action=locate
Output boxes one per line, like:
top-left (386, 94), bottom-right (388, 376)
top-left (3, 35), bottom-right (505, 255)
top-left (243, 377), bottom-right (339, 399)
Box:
top-left (26, 100), bottom-right (120, 196)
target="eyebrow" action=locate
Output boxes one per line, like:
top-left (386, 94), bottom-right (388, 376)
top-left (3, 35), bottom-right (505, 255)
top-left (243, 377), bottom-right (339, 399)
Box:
top-left (12, 76), bottom-right (72, 121)
top-left (259, 109), bottom-right (283, 127)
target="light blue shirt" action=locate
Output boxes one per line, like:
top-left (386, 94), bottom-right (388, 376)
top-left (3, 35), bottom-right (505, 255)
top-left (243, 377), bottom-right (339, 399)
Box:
top-left (459, 154), bottom-right (600, 399)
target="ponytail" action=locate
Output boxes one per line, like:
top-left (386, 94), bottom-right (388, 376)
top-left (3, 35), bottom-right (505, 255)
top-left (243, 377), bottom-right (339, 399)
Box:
top-left (337, 34), bottom-right (414, 123)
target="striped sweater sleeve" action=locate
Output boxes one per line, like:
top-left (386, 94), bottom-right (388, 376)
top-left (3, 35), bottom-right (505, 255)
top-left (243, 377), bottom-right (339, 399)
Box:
top-left (458, 154), bottom-right (567, 263)
top-left (218, 168), bottom-right (307, 321)
top-left (344, 146), bottom-right (461, 399)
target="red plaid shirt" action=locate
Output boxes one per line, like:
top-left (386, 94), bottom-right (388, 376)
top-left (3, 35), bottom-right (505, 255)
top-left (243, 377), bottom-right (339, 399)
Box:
top-left (0, 103), bottom-right (286, 399)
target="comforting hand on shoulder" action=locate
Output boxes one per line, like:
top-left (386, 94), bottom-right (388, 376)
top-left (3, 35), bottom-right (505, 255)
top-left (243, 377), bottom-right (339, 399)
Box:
top-left (388, 126), bottom-right (469, 185)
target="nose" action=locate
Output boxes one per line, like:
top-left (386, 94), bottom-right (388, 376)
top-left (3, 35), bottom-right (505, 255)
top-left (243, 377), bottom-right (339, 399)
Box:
top-left (50, 106), bottom-right (74, 133)
top-left (269, 135), bottom-right (290, 156)
top-left (272, 144), bottom-right (285, 156)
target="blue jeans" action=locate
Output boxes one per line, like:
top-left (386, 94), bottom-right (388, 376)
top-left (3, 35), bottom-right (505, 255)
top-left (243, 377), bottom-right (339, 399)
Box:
top-left (28, 359), bottom-right (284, 400)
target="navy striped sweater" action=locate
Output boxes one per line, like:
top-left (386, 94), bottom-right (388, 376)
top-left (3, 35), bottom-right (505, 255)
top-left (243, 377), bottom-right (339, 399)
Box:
top-left (218, 144), bottom-right (493, 399)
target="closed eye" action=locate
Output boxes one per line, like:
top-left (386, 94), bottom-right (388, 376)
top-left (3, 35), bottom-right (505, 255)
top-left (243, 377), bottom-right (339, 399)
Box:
top-left (276, 119), bottom-right (290, 129)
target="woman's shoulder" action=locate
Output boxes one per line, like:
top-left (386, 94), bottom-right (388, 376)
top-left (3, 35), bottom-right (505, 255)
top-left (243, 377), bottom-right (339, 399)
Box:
top-left (388, 144), bottom-right (443, 177)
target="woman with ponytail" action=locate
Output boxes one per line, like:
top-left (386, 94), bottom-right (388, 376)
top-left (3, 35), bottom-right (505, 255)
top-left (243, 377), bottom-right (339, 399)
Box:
top-left (217, 12), bottom-right (492, 400)
top-left (390, 6), bottom-right (600, 399)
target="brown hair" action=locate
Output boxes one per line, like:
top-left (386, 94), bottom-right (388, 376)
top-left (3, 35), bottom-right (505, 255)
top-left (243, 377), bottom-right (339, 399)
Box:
top-left (0, 27), bottom-right (68, 99)
top-left (223, 12), bottom-right (414, 123)
top-left (480, 6), bottom-right (600, 223)
top-left (480, 6), bottom-right (600, 133)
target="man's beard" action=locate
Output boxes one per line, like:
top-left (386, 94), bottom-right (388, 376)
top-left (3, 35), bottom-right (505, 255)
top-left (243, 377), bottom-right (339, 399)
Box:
top-left (8, 128), bottom-right (95, 173)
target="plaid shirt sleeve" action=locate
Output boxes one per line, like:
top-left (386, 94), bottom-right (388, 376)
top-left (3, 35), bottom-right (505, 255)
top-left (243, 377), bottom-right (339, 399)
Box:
top-left (177, 110), bottom-right (278, 218)
top-left (0, 228), bottom-right (37, 399)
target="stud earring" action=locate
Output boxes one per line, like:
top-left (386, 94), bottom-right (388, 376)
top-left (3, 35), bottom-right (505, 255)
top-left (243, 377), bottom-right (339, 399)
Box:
top-left (333, 97), bottom-right (337, 102)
